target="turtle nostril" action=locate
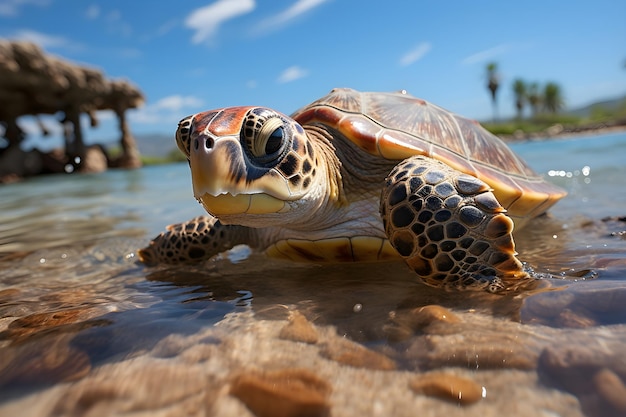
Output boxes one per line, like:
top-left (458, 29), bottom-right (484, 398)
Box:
top-left (193, 136), bottom-right (214, 152)
top-left (204, 136), bottom-right (214, 150)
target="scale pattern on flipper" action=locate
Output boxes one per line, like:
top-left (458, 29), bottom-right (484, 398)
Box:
top-left (381, 156), bottom-right (529, 292)
top-left (137, 215), bottom-right (249, 265)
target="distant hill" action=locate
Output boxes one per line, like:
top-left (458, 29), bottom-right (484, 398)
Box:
top-left (134, 133), bottom-right (177, 157)
top-left (566, 95), bottom-right (626, 118)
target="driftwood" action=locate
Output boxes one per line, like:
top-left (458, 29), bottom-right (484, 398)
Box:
top-left (0, 40), bottom-right (145, 182)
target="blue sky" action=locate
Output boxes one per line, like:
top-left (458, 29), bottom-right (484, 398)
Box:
top-left (2, 0), bottom-right (625, 150)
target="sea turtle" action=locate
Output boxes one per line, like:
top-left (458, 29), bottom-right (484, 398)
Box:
top-left (138, 88), bottom-right (566, 292)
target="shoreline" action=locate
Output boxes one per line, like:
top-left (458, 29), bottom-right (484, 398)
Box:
top-left (496, 120), bottom-right (626, 142)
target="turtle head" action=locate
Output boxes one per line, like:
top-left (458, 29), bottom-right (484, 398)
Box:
top-left (176, 107), bottom-right (326, 226)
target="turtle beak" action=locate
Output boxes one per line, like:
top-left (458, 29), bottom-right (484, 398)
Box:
top-left (189, 134), bottom-right (245, 198)
top-left (189, 134), bottom-right (290, 216)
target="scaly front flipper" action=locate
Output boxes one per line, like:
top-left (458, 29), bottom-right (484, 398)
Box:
top-left (380, 156), bottom-right (534, 293)
top-left (138, 215), bottom-right (251, 265)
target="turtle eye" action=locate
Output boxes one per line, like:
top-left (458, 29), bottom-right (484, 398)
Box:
top-left (265, 127), bottom-right (284, 155)
top-left (244, 114), bottom-right (290, 163)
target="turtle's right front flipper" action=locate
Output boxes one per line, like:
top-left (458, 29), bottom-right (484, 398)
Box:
top-left (380, 156), bottom-right (533, 293)
top-left (138, 215), bottom-right (251, 265)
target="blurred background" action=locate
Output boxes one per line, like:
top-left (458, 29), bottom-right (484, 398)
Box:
top-left (1, 0), bottom-right (625, 178)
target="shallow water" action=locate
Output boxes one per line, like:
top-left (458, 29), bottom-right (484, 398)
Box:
top-left (1, 132), bottom-right (625, 416)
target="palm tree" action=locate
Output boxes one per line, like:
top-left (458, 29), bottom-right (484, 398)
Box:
top-left (544, 82), bottom-right (564, 114)
top-left (512, 78), bottom-right (527, 120)
top-left (486, 62), bottom-right (500, 122)
top-left (527, 82), bottom-right (542, 118)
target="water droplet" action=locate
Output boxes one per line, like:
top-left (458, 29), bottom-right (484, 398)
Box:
top-left (353, 303), bottom-right (363, 313)
top-left (481, 386), bottom-right (487, 398)
top-left (552, 234), bottom-right (558, 239)
top-left (64, 164), bottom-right (74, 173)
top-left (39, 258), bottom-right (46, 264)
top-left (582, 165), bottom-right (591, 176)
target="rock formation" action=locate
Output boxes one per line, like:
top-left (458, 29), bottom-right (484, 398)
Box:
top-left (0, 40), bottom-right (145, 183)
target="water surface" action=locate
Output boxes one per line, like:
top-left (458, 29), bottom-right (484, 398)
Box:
top-left (1, 131), bottom-right (625, 416)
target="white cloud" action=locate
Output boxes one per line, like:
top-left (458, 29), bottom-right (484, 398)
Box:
top-left (277, 65), bottom-right (309, 83)
top-left (0, 0), bottom-right (49, 17)
top-left (9, 29), bottom-right (83, 50)
top-left (185, 0), bottom-right (256, 45)
top-left (130, 95), bottom-right (205, 124)
top-left (85, 4), bottom-right (100, 19)
top-left (399, 42), bottom-right (431, 67)
top-left (154, 95), bottom-right (204, 111)
top-left (461, 44), bottom-right (512, 65)
top-left (256, 0), bottom-right (330, 32)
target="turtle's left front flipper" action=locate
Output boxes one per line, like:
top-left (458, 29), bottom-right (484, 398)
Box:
top-left (138, 215), bottom-right (251, 265)
top-left (380, 156), bottom-right (533, 293)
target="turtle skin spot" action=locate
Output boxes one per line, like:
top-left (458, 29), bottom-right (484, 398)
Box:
top-left (306, 141), bottom-right (315, 159)
top-left (435, 253), bottom-right (454, 272)
top-left (458, 237), bottom-right (474, 249)
top-left (484, 215), bottom-right (514, 238)
top-left (451, 249), bottom-right (466, 261)
top-left (440, 240), bottom-right (456, 252)
top-left (391, 205), bottom-right (415, 228)
top-left (434, 182), bottom-right (455, 198)
top-left (456, 175), bottom-right (489, 195)
top-left (426, 224), bottom-right (444, 242)
top-left (392, 231), bottom-right (415, 257)
top-left (434, 209), bottom-right (451, 222)
top-left (444, 195), bottom-right (463, 209)
top-left (445, 222), bottom-right (467, 239)
top-left (408, 177), bottom-right (423, 193)
top-left (387, 183), bottom-right (408, 207)
top-left (469, 240), bottom-right (490, 256)
top-left (474, 192), bottom-right (503, 212)
top-left (424, 170), bottom-right (446, 185)
top-left (410, 258), bottom-right (432, 277)
top-left (459, 206), bottom-right (485, 227)
top-left (425, 195), bottom-right (443, 210)
top-left (411, 199), bottom-right (423, 211)
top-left (417, 210), bottom-right (433, 224)
top-left (411, 222), bottom-right (425, 235)
top-left (188, 247), bottom-right (206, 260)
top-left (302, 159), bottom-right (312, 174)
top-left (289, 174), bottom-right (302, 186)
top-left (278, 153), bottom-right (299, 177)
top-left (421, 243), bottom-right (438, 259)
top-left (394, 169), bottom-right (409, 182)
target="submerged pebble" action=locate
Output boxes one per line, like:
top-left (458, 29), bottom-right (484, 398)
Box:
top-left (385, 304), bottom-right (462, 341)
top-left (2, 307), bottom-right (109, 343)
top-left (229, 368), bottom-right (331, 417)
top-left (407, 329), bottom-right (538, 370)
top-left (593, 368), bottom-right (626, 414)
top-left (319, 339), bottom-right (396, 371)
top-left (0, 336), bottom-right (91, 388)
top-left (539, 343), bottom-right (626, 416)
top-left (406, 305), bottom-right (462, 335)
top-left (409, 372), bottom-right (484, 405)
top-left (278, 311), bottom-right (319, 344)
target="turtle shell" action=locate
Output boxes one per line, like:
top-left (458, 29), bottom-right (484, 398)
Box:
top-left (291, 88), bottom-right (566, 226)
